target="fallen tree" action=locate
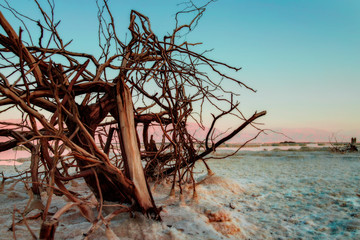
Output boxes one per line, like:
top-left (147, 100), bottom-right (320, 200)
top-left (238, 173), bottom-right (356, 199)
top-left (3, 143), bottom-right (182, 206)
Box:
top-left (330, 137), bottom-right (358, 153)
top-left (0, 0), bottom-right (265, 237)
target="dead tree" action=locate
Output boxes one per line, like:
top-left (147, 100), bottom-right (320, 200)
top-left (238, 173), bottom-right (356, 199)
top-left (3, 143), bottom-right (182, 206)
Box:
top-left (0, 0), bottom-right (265, 228)
top-left (330, 137), bottom-right (358, 153)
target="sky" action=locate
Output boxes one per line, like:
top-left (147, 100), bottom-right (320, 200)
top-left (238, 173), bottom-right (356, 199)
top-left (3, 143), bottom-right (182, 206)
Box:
top-left (1, 0), bottom-right (360, 133)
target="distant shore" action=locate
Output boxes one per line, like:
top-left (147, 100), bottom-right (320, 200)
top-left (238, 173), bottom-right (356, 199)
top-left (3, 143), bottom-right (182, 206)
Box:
top-left (1, 142), bottom-right (358, 163)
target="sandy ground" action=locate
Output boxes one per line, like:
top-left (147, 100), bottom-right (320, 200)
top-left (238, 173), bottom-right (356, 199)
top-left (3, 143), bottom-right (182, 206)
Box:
top-left (0, 174), bottom-right (256, 240)
top-left (1, 148), bottom-right (359, 239)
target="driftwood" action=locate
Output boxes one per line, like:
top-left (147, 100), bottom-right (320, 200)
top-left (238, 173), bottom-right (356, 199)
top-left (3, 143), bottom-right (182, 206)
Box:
top-left (0, 0), bottom-right (266, 238)
top-left (331, 137), bottom-right (358, 153)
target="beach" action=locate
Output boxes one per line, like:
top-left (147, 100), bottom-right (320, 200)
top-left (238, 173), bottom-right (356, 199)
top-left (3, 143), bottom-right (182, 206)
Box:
top-left (0, 146), bottom-right (359, 239)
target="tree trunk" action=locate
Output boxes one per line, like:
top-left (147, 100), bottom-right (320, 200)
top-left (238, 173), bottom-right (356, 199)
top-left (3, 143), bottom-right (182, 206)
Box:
top-left (64, 105), bottom-right (135, 205)
top-left (39, 219), bottom-right (58, 240)
top-left (115, 79), bottom-right (159, 218)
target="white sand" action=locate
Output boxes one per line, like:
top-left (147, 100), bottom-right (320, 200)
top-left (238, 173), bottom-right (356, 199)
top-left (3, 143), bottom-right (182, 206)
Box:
top-left (0, 174), bottom-right (254, 239)
top-left (0, 148), bottom-right (359, 239)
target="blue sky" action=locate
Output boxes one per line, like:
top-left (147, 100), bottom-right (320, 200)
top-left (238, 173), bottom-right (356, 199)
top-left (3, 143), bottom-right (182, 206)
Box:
top-left (1, 0), bottom-right (360, 132)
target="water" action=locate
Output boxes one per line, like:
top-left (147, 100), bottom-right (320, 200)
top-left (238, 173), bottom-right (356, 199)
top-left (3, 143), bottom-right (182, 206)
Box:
top-left (203, 150), bottom-right (360, 239)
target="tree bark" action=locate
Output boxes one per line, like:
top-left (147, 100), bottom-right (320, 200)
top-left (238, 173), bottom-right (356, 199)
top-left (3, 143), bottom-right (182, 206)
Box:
top-left (39, 219), bottom-right (58, 240)
top-left (115, 79), bottom-right (159, 218)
